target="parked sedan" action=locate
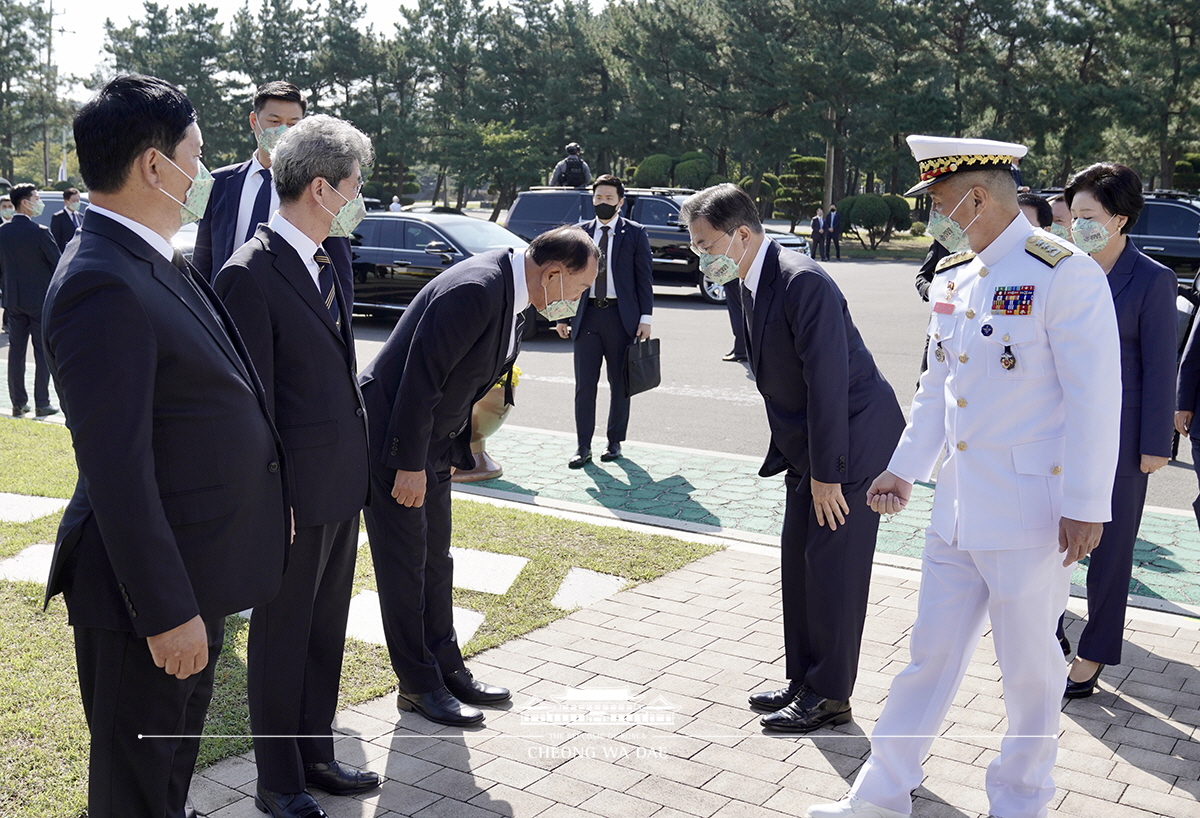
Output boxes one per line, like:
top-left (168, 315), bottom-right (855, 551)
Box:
top-left (349, 212), bottom-right (528, 314)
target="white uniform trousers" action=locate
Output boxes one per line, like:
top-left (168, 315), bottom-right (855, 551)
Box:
top-left (850, 526), bottom-right (1071, 818)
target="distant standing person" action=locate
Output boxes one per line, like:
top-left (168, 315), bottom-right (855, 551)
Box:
top-left (550, 142), bottom-right (592, 188)
top-left (558, 175), bottom-right (654, 467)
top-left (810, 208), bottom-right (826, 261)
top-left (0, 183), bottom-right (59, 417)
top-left (1060, 163), bottom-right (1175, 699)
top-left (51, 187), bottom-right (84, 251)
top-left (826, 204), bottom-right (841, 260)
top-left (389, 195), bottom-right (402, 212)
top-left (1048, 194), bottom-right (1072, 241)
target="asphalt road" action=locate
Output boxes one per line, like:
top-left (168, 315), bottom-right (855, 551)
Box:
top-left (350, 257), bottom-right (1200, 515)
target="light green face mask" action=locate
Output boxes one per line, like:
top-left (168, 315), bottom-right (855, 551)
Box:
top-left (159, 153), bottom-right (215, 226)
top-left (29, 198), bottom-right (44, 218)
top-left (255, 123), bottom-right (290, 154)
top-left (320, 183), bottom-right (367, 238)
top-left (1, 208), bottom-right (13, 220)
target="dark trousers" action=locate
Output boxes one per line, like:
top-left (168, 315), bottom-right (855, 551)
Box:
top-left (828, 232), bottom-right (840, 259)
top-left (249, 516), bottom-right (358, 792)
top-left (7, 305), bottom-right (50, 409)
top-left (573, 302), bottom-right (633, 450)
top-left (73, 617), bottom-right (225, 818)
top-left (363, 462), bottom-right (464, 693)
top-left (1059, 472), bottom-right (1147, 666)
top-left (725, 278), bottom-right (747, 357)
top-left (812, 233), bottom-right (826, 261)
top-left (780, 470), bottom-right (879, 701)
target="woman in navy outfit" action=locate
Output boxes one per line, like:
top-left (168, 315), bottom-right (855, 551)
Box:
top-left (1059, 163), bottom-right (1176, 697)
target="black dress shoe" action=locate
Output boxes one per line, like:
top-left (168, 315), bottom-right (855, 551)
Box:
top-left (749, 680), bottom-right (808, 712)
top-left (444, 668), bottom-right (511, 705)
top-left (1064, 663), bottom-right (1105, 699)
top-left (11, 405), bottom-right (28, 417)
top-left (304, 760), bottom-right (381, 795)
top-left (568, 449), bottom-right (591, 469)
top-left (397, 686), bottom-right (484, 726)
top-left (254, 786), bottom-right (328, 818)
top-left (1059, 634), bottom-right (1071, 657)
top-left (760, 691), bottom-right (852, 733)
top-left (600, 443), bottom-right (622, 462)
top-left (35, 405), bottom-right (58, 417)
top-left (722, 351), bottom-right (748, 362)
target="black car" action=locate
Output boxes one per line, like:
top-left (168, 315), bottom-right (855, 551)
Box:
top-left (505, 186), bottom-right (811, 304)
top-left (348, 211), bottom-right (528, 314)
top-left (1128, 192), bottom-right (1200, 276)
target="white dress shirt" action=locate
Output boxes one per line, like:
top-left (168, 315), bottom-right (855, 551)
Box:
top-left (268, 212), bottom-right (322, 292)
top-left (509, 248), bottom-right (530, 359)
top-left (591, 215), bottom-right (651, 325)
top-left (86, 203), bottom-right (175, 263)
top-left (235, 155), bottom-right (279, 247)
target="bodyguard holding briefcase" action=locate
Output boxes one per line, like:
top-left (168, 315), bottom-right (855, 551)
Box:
top-left (557, 174), bottom-right (654, 467)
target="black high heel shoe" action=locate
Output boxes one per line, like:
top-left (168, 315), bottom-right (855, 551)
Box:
top-left (1064, 662), bottom-right (1104, 699)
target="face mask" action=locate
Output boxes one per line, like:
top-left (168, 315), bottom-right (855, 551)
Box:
top-left (1049, 223), bottom-right (1070, 241)
top-left (538, 274), bottom-right (581, 321)
top-left (159, 153), bottom-right (214, 226)
top-left (698, 231), bottom-right (748, 285)
top-left (594, 202), bottom-right (618, 221)
top-left (66, 201), bottom-right (80, 213)
top-left (1070, 214), bottom-right (1118, 254)
top-left (0, 208), bottom-right (13, 220)
top-left (927, 188), bottom-right (981, 254)
top-left (255, 122), bottom-right (290, 154)
top-left (319, 183), bottom-right (367, 238)
top-left (28, 199), bottom-right (45, 218)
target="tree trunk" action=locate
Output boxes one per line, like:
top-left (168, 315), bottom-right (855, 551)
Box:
top-left (431, 169), bottom-right (444, 206)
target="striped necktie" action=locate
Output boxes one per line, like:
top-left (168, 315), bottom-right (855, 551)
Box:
top-left (314, 249), bottom-right (340, 329)
top-left (246, 168), bottom-right (272, 242)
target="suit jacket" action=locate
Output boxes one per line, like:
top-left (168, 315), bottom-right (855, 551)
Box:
top-left (359, 249), bottom-right (516, 473)
top-left (827, 211), bottom-right (841, 235)
top-left (42, 210), bottom-right (288, 637)
top-left (0, 214), bottom-right (60, 310)
top-left (564, 217), bottom-right (653, 337)
top-left (50, 207), bottom-right (81, 251)
top-left (213, 224), bottom-right (370, 527)
top-left (749, 241), bottom-right (904, 484)
top-left (891, 219), bottom-right (1121, 550)
top-left (192, 158), bottom-right (354, 297)
top-left (810, 216), bottom-right (824, 237)
top-left (1106, 240), bottom-right (1176, 474)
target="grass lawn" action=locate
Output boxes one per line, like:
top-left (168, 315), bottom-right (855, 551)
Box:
top-left (0, 418), bottom-right (720, 817)
top-left (797, 228), bottom-right (933, 262)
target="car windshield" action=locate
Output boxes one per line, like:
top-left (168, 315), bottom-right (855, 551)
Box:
top-left (440, 218), bottom-right (529, 254)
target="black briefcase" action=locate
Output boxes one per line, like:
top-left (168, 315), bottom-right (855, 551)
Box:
top-left (624, 337), bottom-right (661, 397)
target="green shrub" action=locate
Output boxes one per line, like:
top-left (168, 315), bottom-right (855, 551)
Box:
top-left (673, 157), bottom-right (712, 189)
top-left (677, 151), bottom-right (708, 164)
top-left (841, 193), bottom-right (892, 249)
top-left (910, 220), bottom-right (926, 237)
top-left (882, 193), bottom-right (913, 232)
top-left (704, 173), bottom-right (729, 186)
top-left (634, 154), bottom-right (673, 187)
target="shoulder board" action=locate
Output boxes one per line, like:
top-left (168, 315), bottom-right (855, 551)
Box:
top-left (934, 251), bottom-right (976, 273)
top-left (1025, 235), bottom-right (1072, 268)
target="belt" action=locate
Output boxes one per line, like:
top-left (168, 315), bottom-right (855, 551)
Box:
top-left (591, 297), bottom-right (613, 308)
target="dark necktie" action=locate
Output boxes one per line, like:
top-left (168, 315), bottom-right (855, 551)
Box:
top-left (314, 249), bottom-right (340, 330)
top-left (246, 168), bottom-right (272, 242)
top-left (741, 285), bottom-right (755, 356)
top-left (595, 224), bottom-right (610, 299)
top-left (503, 310), bottom-right (526, 405)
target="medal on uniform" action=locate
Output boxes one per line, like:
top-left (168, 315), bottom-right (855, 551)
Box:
top-left (981, 324), bottom-right (993, 337)
top-left (1001, 345), bottom-right (1016, 370)
top-left (935, 342), bottom-right (946, 363)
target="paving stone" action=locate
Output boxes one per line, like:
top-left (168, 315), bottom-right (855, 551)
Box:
top-left (0, 493), bottom-right (67, 523)
top-left (450, 545), bottom-right (530, 595)
top-left (346, 590), bottom-right (484, 647)
top-left (0, 541), bottom-right (54, 582)
top-left (576, 788), bottom-right (659, 818)
top-left (627, 775), bottom-right (731, 817)
top-left (467, 782), bottom-right (554, 816)
top-left (552, 567), bottom-right (629, 609)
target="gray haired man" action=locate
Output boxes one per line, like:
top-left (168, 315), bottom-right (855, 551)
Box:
top-left (213, 114), bottom-right (377, 818)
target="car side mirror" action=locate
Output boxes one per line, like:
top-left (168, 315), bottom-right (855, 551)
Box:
top-left (425, 241), bottom-right (457, 263)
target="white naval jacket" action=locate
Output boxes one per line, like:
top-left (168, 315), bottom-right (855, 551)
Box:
top-left (889, 214), bottom-right (1121, 550)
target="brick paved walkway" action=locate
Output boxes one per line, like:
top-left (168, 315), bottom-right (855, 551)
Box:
top-left (193, 537), bottom-right (1200, 818)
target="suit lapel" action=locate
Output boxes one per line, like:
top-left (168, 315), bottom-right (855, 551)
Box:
top-left (1108, 240), bottom-right (1137, 302)
top-left (219, 162), bottom-right (253, 261)
top-left (750, 242), bottom-right (780, 372)
top-left (262, 227), bottom-right (344, 343)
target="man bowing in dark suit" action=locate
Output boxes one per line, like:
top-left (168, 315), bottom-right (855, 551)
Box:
top-left (558, 175), bottom-right (653, 467)
top-left (42, 74), bottom-right (289, 818)
top-left (50, 187), bottom-right (84, 251)
top-left (361, 226), bottom-right (597, 726)
top-left (214, 114), bottom-right (377, 818)
top-left (682, 184), bottom-right (905, 733)
top-left (193, 81), bottom-right (354, 291)
top-left (0, 183), bottom-right (59, 417)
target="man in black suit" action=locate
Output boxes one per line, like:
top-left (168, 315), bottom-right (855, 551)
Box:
top-left (361, 227), bottom-right (597, 727)
top-left (50, 187), bottom-right (84, 251)
top-left (810, 208), bottom-right (826, 261)
top-left (826, 203), bottom-right (842, 260)
top-left (42, 74), bottom-right (289, 818)
top-left (557, 175), bottom-right (653, 467)
top-left (0, 183), bottom-right (60, 417)
top-left (214, 115), bottom-right (377, 818)
top-left (194, 81), bottom-right (353, 291)
top-left (682, 184), bottom-right (905, 733)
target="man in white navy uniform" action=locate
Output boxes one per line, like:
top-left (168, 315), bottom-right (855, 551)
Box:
top-left (808, 136), bottom-right (1121, 818)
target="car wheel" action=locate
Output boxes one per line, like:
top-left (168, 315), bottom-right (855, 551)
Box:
top-left (698, 276), bottom-right (727, 304)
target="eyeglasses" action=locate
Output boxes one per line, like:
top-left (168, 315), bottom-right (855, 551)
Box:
top-left (689, 231), bottom-right (733, 257)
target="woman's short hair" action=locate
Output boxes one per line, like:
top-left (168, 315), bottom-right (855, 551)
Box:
top-left (1064, 163), bottom-right (1144, 235)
